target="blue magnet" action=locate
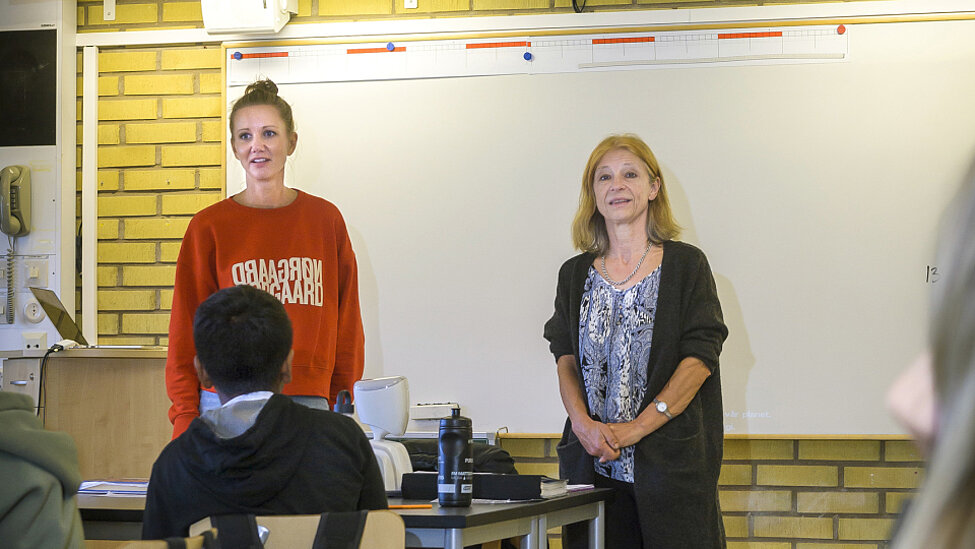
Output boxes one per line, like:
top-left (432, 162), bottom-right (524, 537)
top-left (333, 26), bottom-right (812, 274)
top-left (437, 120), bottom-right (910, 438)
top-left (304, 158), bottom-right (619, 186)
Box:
top-left (233, 51), bottom-right (243, 60)
top-left (387, 42), bottom-right (395, 51)
top-left (523, 52), bottom-right (533, 61)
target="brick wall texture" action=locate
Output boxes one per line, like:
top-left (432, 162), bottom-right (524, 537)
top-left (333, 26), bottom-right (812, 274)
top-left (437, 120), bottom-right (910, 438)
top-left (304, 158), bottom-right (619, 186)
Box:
top-left (77, 0), bottom-right (873, 29)
top-left (76, 4), bottom-right (919, 546)
top-left (498, 436), bottom-right (921, 549)
top-left (76, 41), bottom-right (224, 344)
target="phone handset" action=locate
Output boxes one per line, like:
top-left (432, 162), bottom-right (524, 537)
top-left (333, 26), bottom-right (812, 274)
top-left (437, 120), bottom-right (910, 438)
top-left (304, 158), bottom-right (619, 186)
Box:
top-left (0, 165), bottom-right (31, 237)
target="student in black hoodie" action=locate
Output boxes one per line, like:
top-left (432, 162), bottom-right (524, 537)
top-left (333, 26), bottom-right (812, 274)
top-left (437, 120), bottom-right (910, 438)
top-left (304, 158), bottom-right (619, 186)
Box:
top-left (142, 285), bottom-right (386, 539)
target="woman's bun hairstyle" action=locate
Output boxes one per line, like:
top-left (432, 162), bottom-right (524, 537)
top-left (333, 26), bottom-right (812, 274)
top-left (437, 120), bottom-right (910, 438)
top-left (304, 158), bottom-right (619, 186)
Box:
top-left (229, 78), bottom-right (295, 135)
top-left (243, 79), bottom-right (279, 101)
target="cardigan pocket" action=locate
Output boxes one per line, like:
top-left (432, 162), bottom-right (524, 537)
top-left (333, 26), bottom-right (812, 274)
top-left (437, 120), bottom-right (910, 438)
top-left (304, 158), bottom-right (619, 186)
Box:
top-left (654, 395), bottom-right (703, 442)
top-left (556, 428), bottom-right (596, 484)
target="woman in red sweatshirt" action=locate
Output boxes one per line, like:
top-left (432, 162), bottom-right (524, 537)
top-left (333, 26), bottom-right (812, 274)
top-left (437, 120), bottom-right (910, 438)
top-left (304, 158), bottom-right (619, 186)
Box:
top-left (165, 79), bottom-right (365, 438)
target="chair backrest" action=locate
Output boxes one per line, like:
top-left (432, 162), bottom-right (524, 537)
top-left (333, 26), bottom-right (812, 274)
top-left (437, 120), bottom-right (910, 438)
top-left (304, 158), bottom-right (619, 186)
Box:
top-left (189, 510), bottom-right (405, 549)
top-left (117, 528), bottom-right (219, 549)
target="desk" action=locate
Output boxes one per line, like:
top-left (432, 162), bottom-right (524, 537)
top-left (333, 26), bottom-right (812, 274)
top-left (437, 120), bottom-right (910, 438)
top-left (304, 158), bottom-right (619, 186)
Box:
top-left (78, 489), bottom-right (610, 549)
top-left (2, 348), bottom-right (169, 479)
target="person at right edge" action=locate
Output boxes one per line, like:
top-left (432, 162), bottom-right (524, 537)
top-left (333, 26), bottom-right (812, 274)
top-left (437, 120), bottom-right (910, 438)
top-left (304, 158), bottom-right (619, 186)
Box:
top-left (543, 134), bottom-right (728, 549)
top-left (886, 167), bottom-right (975, 547)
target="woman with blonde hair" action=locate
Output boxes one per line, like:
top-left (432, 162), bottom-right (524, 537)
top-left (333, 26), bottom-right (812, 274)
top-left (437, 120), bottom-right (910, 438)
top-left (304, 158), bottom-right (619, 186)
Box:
top-left (887, 170), bottom-right (975, 548)
top-left (544, 134), bottom-right (728, 548)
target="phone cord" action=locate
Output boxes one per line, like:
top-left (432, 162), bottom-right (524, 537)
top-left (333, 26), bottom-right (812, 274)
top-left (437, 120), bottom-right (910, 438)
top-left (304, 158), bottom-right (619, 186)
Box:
top-left (4, 252), bottom-right (13, 324)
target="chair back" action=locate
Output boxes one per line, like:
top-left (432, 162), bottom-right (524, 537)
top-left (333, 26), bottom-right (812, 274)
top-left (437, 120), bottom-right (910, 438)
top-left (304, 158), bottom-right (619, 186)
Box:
top-left (189, 510), bottom-right (405, 549)
top-left (117, 528), bottom-right (219, 548)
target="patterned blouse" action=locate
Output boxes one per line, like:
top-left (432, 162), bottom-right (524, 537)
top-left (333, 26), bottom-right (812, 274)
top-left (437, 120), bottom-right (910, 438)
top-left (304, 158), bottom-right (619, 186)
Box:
top-left (578, 264), bottom-right (661, 483)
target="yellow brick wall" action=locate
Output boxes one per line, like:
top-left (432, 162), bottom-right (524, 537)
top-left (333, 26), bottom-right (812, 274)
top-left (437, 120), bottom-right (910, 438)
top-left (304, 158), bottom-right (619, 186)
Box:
top-left (77, 0), bottom-right (884, 29)
top-left (77, 43), bottom-right (224, 344)
top-left (498, 435), bottom-right (921, 548)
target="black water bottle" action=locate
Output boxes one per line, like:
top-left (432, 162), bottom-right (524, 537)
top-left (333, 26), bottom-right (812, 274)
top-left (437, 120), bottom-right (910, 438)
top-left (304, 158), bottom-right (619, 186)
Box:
top-left (438, 408), bottom-right (473, 507)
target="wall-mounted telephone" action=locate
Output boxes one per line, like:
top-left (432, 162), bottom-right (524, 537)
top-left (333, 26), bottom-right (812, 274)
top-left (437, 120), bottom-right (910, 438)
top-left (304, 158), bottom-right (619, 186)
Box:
top-left (0, 165), bottom-right (30, 324)
top-left (0, 165), bottom-right (31, 237)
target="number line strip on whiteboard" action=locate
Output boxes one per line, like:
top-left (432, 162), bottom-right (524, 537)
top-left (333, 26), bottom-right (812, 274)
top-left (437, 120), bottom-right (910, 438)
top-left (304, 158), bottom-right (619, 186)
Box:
top-left (718, 31), bottom-right (784, 39)
top-left (593, 36), bottom-right (654, 44)
top-left (226, 24), bottom-right (848, 85)
top-left (230, 28), bottom-right (830, 62)
top-left (347, 46), bottom-right (406, 54)
top-left (466, 41), bottom-right (531, 49)
top-left (579, 52), bottom-right (846, 68)
top-left (232, 31), bottom-right (800, 59)
top-left (238, 52), bottom-right (289, 59)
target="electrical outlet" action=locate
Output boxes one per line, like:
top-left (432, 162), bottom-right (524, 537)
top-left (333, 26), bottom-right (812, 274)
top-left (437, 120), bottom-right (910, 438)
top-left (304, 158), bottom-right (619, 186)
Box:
top-left (405, 0), bottom-right (417, 8)
top-left (23, 300), bottom-right (44, 323)
top-left (411, 402), bottom-right (459, 419)
top-left (23, 332), bottom-right (47, 357)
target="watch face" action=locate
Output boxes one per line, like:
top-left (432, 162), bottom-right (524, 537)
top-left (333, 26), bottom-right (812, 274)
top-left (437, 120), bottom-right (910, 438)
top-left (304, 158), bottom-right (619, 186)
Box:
top-left (656, 401), bottom-right (667, 413)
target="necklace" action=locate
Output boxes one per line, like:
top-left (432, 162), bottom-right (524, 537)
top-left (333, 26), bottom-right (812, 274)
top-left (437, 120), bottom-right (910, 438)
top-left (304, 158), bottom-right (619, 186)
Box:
top-left (601, 241), bottom-right (652, 286)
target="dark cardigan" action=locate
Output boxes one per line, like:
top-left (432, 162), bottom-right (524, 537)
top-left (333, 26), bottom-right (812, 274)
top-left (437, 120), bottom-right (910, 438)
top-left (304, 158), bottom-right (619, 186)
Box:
top-left (543, 240), bottom-right (729, 549)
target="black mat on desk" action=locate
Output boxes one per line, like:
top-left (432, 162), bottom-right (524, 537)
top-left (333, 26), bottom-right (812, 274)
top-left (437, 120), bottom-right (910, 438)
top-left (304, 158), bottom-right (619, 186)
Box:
top-left (401, 440), bottom-right (516, 474)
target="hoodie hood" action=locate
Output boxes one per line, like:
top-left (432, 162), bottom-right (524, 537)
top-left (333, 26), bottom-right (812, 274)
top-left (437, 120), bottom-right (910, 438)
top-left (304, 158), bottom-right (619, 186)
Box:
top-left (174, 394), bottom-right (311, 507)
top-left (0, 393), bottom-right (82, 496)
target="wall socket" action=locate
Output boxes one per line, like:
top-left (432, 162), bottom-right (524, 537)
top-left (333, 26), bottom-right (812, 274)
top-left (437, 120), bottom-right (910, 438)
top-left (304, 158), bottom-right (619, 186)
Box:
top-left (405, 0), bottom-right (417, 8)
top-left (23, 300), bottom-right (44, 323)
top-left (23, 332), bottom-right (47, 357)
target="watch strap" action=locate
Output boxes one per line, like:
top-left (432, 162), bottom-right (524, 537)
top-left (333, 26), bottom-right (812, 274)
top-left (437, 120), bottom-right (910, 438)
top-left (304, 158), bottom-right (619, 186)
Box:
top-left (653, 398), bottom-right (674, 420)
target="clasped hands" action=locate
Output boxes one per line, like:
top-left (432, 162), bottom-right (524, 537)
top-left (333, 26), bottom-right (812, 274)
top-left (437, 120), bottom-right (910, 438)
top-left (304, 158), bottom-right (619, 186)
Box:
top-left (573, 416), bottom-right (647, 463)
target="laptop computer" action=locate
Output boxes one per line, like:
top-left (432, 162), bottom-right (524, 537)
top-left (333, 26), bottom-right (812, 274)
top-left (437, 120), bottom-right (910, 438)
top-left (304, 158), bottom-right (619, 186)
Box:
top-left (29, 287), bottom-right (89, 346)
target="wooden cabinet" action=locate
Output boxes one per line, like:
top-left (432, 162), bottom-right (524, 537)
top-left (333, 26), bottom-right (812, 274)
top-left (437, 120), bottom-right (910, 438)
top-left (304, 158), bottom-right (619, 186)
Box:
top-left (2, 348), bottom-right (171, 479)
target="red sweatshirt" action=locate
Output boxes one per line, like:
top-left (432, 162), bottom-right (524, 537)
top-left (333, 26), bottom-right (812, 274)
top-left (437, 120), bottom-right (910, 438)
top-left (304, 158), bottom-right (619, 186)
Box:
top-left (166, 191), bottom-right (365, 438)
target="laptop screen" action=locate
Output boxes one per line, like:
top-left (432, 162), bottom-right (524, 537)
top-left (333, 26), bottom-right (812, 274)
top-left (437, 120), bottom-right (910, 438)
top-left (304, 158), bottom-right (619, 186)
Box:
top-left (28, 287), bottom-right (88, 346)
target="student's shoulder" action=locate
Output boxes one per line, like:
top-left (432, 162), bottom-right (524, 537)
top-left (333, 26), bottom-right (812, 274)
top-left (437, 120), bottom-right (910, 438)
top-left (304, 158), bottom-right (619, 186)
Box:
top-left (299, 409), bottom-right (374, 453)
top-left (160, 419), bottom-right (212, 460)
top-left (282, 399), bottom-right (364, 434)
top-left (310, 409), bottom-right (365, 435)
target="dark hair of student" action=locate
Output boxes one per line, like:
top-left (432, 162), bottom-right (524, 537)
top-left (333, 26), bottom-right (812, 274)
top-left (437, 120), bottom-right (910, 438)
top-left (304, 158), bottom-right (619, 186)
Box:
top-left (192, 285), bottom-right (293, 396)
top-left (229, 78), bottom-right (296, 135)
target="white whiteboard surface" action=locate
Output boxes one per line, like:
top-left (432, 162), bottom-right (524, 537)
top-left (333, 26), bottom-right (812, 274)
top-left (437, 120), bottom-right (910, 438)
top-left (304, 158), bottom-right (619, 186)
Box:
top-left (227, 19), bottom-right (975, 434)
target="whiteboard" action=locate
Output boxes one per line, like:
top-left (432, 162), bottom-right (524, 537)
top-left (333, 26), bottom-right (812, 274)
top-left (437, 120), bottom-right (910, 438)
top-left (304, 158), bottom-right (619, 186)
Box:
top-left (226, 19), bottom-right (975, 434)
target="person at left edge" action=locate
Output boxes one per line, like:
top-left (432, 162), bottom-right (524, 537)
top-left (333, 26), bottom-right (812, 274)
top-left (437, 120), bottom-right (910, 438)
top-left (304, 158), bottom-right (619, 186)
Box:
top-left (0, 392), bottom-right (84, 549)
top-left (165, 79), bottom-right (365, 439)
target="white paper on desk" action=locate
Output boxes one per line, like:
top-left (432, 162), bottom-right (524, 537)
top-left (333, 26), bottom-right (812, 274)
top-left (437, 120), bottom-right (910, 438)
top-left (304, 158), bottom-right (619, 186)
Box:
top-left (79, 480), bottom-right (148, 496)
top-left (470, 498), bottom-right (536, 504)
top-left (566, 484), bottom-right (595, 492)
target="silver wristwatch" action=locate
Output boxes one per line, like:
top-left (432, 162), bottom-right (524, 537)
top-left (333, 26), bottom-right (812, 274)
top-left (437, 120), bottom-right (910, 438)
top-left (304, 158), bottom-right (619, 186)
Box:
top-left (653, 398), bottom-right (673, 420)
